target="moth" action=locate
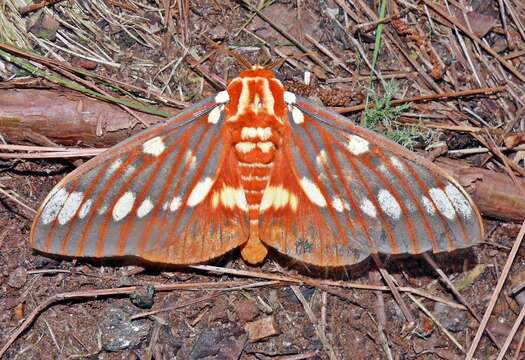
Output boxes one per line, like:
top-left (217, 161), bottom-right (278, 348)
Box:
top-left (30, 66), bottom-right (484, 267)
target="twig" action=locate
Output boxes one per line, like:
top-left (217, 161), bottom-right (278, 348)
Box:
top-left (191, 265), bottom-right (466, 309)
top-left (333, 86), bottom-right (505, 113)
top-left (290, 285), bottom-right (338, 360)
top-left (496, 303), bottom-right (525, 360)
top-left (371, 254), bottom-right (415, 325)
top-left (19, 0), bottom-right (64, 15)
top-left (408, 294), bottom-right (465, 352)
top-left (0, 186), bottom-right (36, 214)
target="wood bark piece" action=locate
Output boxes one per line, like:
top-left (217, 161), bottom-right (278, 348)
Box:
top-left (437, 158), bottom-right (525, 222)
top-left (0, 88), bottom-right (169, 147)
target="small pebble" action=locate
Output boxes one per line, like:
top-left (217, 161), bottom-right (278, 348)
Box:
top-left (8, 267), bottom-right (27, 289)
top-left (130, 284), bottom-right (155, 309)
top-left (208, 296), bottom-right (229, 323)
top-left (188, 328), bottom-right (222, 359)
top-left (234, 298), bottom-right (259, 323)
top-left (244, 316), bottom-right (279, 342)
top-left (281, 286), bottom-right (315, 304)
top-left (433, 303), bottom-right (468, 332)
top-left (99, 307), bottom-right (150, 352)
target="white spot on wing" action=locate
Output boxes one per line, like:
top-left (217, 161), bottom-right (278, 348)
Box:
top-left (98, 205), bottom-right (108, 215)
top-left (136, 197), bottom-right (154, 218)
top-left (107, 159), bottom-right (123, 176)
top-left (58, 191), bottom-right (84, 225)
top-left (360, 199), bottom-right (377, 217)
top-left (444, 182), bottom-right (473, 218)
top-left (142, 136), bottom-right (165, 157)
top-left (185, 150), bottom-right (196, 168)
top-left (332, 196), bottom-right (344, 212)
top-left (215, 91), bottom-right (230, 103)
top-left (421, 195), bottom-right (435, 215)
top-left (299, 177), bottom-right (326, 207)
top-left (113, 191), bottom-right (136, 221)
top-left (78, 199), bottom-right (92, 219)
top-left (291, 106), bottom-right (304, 124)
top-left (429, 187), bottom-right (456, 219)
top-left (390, 156), bottom-right (405, 172)
top-left (170, 196), bottom-right (182, 211)
top-left (346, 135), bottom-right (369, 155)
top-left (41, 187), bottom-right (68, 225)
top-left (208, 105), bottom-right (223, 124)
top-left (283, 91), bottom-right (297, 104)
top-left (187, 177), bottom-right (214, 207)
top-left (377, 189), bottom-right (402, 219)
top-left (316, 150), bottom-right (327, 168)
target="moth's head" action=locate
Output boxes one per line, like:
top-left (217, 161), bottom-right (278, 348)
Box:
top-left (226, 65), bottom-right (286, 122)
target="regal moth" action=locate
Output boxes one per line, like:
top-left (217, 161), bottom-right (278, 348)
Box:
top-left (30, 66), bottom-right (483, 267)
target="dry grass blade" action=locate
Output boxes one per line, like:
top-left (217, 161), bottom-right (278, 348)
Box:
top-left (408, 294), bottom-right (465, 353)
top-left (496, 303), bottom-right (525, 360)
top-left (290, 286), bottom-right (338, 360)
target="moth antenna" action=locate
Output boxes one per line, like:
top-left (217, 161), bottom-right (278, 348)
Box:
top-left (264, 57), bottom-right (285, 70)
top-left (202, 35), bottom-right (252, 69)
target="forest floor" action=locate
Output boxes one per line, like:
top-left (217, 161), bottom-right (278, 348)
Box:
top-left (1, 0), bottom-right (525, 359)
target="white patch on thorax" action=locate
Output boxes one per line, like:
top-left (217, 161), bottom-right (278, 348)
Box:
top-left (377, 189), bottom-right (402, 219)
top-left (429, 187), bottom-right (456, 219)
top-left (57, 191), bottom-right (84, 225)
top-left (41, 187), bottom-right (68, 225)
top-left (241, 127), bottom-right (272, 141)
top-left (142, 136), bottom-right (165, 157)
top-left (238, 162), bottom-right (273, 169)
top-left (235, 142), bottom-right (256, 154)
top-left (187, 177), bottom-right (214, 207)
top-left (299, 177), bottom-right (327, 207)
top-left (257, 142), bottom-right (275, 153)
top-left (113, 191), bottom-right (136, 221)
top-left (346, 135), bottom-right (369, 155)
top-left (136, 197), bottom-right (154, 218)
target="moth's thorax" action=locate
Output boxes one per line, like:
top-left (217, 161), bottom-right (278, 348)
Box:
top-left (224, 69), bottom-right (287, 220)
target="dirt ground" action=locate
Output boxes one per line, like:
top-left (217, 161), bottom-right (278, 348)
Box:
top-left (1, 0), bottom-right (525, 359)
